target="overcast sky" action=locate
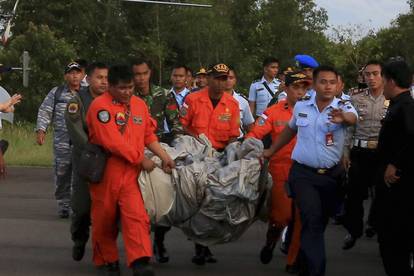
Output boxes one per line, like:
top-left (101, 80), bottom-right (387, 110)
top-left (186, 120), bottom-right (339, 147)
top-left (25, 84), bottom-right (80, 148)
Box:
top-left (315, 0), bottom-right (410, 33)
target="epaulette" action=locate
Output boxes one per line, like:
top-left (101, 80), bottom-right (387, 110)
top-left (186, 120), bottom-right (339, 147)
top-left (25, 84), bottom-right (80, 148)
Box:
top-left (298, 95), bottom-right (311, 101)
top-left (338, 99), bottom-right (351, 106)
top-left (348, 87), bottom-right (369, 97)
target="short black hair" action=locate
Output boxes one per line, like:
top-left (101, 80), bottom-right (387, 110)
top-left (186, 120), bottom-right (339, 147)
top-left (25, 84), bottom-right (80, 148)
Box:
top-left (171, 64), bottom-right (187, 73)
top-left (75, 59), bottom-right (88, 69)
top-left (364, 60), bottom-right (383, 72)
top-left (186, 66), bottom-right (193, 76)
top-left (313, 65), bottom-right (339, 80)
top-left (108, 65), bottom-right (134, 86)
top-left (86, 62), bottom-right (108, 76)
top-left (382, 59), bottom-right (412, 89)
top-left (130, 57), bottom-right (152, 70)
top-left (262, 57), bottom-right (279, 67)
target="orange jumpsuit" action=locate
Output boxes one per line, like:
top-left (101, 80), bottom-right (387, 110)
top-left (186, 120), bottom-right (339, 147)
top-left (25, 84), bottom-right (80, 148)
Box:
top-left (180, 87), bottom-right (240, 150)
top-left (86, 92), bottom-right (158, 267)
top-left (245, 99), bottom-right (301, 265)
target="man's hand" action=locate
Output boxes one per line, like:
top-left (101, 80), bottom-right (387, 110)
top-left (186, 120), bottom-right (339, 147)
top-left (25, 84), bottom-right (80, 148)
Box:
top-left (263, 148), bottom-right (273, 159)
top-left (141, 157), bottom-right (156, 172)
top-left (341, 155), bottom-right (351, 171)
top-left (0, 151), bottom-right (6, 179)
top-left (10, 94), bottom-right (22, 106)
top-left (161, 155), bottom-right (175, 174)
top-left (384, 164), bottom-right (400, 187)
top-left (329, 108), bottom-right (345, 124)
top-left (36, 130), bottom-right (46, 145)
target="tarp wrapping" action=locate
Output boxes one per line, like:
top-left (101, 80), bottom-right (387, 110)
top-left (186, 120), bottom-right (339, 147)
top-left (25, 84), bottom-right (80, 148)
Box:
top-left (138, 135), bottom-right (272, 246)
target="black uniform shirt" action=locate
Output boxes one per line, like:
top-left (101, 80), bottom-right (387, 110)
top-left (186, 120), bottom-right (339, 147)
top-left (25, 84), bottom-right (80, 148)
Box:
top-left (377, 91), bottom-right (414, 172)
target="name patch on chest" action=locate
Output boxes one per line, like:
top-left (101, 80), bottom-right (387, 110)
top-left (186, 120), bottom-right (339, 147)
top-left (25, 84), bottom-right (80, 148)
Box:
top-left (219, 113), bottom-right (232, 122)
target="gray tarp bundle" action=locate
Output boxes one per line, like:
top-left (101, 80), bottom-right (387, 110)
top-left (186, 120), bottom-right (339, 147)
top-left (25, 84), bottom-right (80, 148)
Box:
top-left (138, 135), bottom-right (271, 246)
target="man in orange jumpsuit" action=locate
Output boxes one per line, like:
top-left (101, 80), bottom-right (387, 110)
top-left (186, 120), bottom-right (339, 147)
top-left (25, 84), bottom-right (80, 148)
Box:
top-left (246, 71), bottom-right (311, 273)
top-left (86, 65), bottom-right (175, 276)
top-left (180, 63), bottom-right (240, 265)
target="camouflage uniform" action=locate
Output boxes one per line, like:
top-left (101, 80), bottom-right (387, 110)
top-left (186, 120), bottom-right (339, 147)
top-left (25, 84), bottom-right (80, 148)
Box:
top-left (36, 84), bottom-right (76, 212)
top-left (136, 85), bottom-right (183, 144)
top-left (64, 86), bottom-right (93, 247)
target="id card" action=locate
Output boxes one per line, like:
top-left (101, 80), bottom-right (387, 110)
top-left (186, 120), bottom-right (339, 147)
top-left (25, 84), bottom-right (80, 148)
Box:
top-left (326, 132), bottom-right (334, 146)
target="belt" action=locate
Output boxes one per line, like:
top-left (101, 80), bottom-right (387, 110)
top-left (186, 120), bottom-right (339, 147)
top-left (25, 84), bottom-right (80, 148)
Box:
top-left (295, 161), bottom-right (338, 175)
top-left (353, 139), bottom-right (378, 149)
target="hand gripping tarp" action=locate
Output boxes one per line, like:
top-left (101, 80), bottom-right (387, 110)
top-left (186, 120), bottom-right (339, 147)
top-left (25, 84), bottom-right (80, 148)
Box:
top-left (138, 135), bottom-right (272, 246)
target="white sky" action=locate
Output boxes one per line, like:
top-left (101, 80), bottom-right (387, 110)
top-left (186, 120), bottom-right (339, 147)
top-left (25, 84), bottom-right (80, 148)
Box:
top-left (315, 0), bottom-right (410, 33)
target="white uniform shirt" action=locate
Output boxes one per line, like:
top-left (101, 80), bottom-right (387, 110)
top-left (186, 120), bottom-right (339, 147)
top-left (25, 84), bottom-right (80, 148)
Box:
top-left (233, 91), bottom-right (254, 137)
top-left (248, 76), bottom-right (280, 116)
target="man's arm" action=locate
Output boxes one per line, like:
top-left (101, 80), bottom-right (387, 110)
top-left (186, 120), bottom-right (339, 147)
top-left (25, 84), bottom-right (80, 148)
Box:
top-left (36, 87), bottom-right (58, 145)
top-left (146, 142), bottom-right (175, 173)
top-left (263, 126), bottom-right (296, 158)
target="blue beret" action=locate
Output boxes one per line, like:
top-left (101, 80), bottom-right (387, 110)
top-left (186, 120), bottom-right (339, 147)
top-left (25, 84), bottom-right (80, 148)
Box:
top-left (294, 55), bottom-right (319, 69)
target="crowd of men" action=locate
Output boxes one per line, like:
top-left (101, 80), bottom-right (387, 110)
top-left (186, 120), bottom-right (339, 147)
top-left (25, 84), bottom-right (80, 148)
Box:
top-left (1, 53), bottom-right (411, 276)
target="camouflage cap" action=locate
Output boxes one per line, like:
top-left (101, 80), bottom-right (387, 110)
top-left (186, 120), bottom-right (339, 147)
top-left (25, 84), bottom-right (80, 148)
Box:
top-left (65, 62), bottom-right (82, 74)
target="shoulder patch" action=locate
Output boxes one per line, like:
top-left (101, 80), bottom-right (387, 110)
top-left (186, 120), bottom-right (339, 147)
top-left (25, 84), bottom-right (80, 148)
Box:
top-left (67, 102), bottom-right (79, 114)
top-left (97, 110), bottom-right (110, 123)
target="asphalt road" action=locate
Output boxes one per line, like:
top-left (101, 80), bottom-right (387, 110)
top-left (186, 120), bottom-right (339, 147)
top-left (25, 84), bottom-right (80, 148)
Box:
top-left (0, 167), bottom-right (386, 276)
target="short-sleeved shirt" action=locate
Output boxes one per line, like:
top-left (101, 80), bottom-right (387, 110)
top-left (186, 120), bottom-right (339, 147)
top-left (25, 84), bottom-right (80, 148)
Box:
top-left (180, 87), bottom-right (240, 150)
top-left (170, 87), bottom-right (190, 108)
top-left (288, 95), bottom-right (358, 168)
top-left (233, 91), bottom-right (254, 136)
top-left (248, 76), bottom-right (281, 116)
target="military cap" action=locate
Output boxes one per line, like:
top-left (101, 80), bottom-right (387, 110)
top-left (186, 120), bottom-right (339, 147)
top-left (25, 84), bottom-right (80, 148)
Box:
top-left (196, 67), bottom-right (208, 76)
top-left (294, 55), bottom-right (319, 69)
top-left (65, 62), bottom-right (82, 74)
top-left (207, 63), bottom-right (229, 78)
top-left (285, 71), bottom-right (312, 86)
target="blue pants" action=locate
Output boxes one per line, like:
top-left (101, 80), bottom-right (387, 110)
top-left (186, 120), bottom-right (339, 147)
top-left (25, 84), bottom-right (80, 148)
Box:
top-left (288, 162), bottom-right (344, 276)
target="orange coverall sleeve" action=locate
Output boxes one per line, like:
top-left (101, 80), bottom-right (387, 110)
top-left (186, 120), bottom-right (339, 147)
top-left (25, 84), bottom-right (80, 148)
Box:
top-left (86, 103), bottom-right (142, 166)
top-left (245, 110), bottom-right (273, 140)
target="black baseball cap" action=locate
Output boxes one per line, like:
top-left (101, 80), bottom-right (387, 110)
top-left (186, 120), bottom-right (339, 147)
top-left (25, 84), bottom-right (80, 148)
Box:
top-left (207, 63), bottom-right (230, 78)
top-left (285, 71), bottom-right (312, 86)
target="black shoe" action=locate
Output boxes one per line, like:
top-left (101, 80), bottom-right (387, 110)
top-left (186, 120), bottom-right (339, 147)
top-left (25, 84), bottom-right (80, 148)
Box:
top-left (342, 234), bottom-right (357, 250)
top-left (97, 261), bottom-right (120, 276)
top-left (72, 242), bottom-right (86, 261)
top-left (365, 226), bottom-right (376, 238)
top-left (279, 240), bottom-right (288, 255)
top-left (260, 241), bottom-right (276, 264)
top-left (205, 247), bottom-right (217, 263)
top-left (153, 240), bottom-right (169, 263)
top-left (286, 263), bottom-right (300, 274)
top-left (132, 258), bottom-right (154, 276)
top-left (192, 244), bottom-right (206, 266)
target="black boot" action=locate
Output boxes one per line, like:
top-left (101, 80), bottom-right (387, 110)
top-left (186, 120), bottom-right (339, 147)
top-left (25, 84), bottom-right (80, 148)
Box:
top-left (132, 257), bottom-right (154, 276)
top-left (192, 243), bottom-right (206, 266)
top-left (96, 261), bottom-right (120, 276)
top-left (260, 224), bottom-right (282, 264)
top-left (153, 226), bottom-right (170, 263)
top-left (342, 234), bottom-right (357, 250)
top-left (72, 241), bottom-right (86, 261)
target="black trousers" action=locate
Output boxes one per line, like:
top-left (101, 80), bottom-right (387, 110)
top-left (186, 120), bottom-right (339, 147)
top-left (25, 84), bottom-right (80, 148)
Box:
top-left (70, 153), bottom-right (91, 245)
top-left (288, 162), bottom-right (344, 276)
top-left (375, 175), bottom-right (414, 276)
top-left (344, 147), bottom-right (379, 238)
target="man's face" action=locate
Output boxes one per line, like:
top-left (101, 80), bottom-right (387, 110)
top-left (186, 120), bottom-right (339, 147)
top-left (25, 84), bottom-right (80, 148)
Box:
top-left (286, 82), bottom-right (307, 104)
top-left (382, 76), bottom-right (394, 100)
top-left (196, 74), bottom-right (208, 88)
top-left (109, 80), bottom-right (134, 104)
top-left (314, 71), bottom-right (338, 101)
top-left (302, 68), bottom-right (313, 79)
top-left (132, 63), bottom-right (151, 89)
top-left (208, 75), bottom-right (228, 94)
top-left (336, 76), bottom-right (345, 96)
top-left (264, 62), bottom-right (279, 79)
top-left (171, 67), bottom-right (187, 90)
top-left (363, 64), bottom-right (383, 91)
top-left (186, 70), bottom-right (193, 88)
top-left (87, 68), bottom-right (108, 96)
top-left (65, 70), bottom-right (82, 87)
top-left (225, 70), bottom-right (237, 91)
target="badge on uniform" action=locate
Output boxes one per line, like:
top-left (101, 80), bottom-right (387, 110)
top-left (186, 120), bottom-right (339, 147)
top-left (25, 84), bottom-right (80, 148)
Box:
top-left (67, 103), bottom-right (79, 114)
top-left (384, 100), bottom-right (390, 108)
top-left (325, 132), bottom-right (334, 146)
top-left (219, 113), bottom-right (231, 122)
top-left (180, 103), bottom-right (188, 116)
top-left (133, 116), bottom-right (142, 125)
top-left (97, 110), bottom-right (110, 123)
top-left (298, 113), bottom-right (308, 118)
top-left (115, 112), bottom-right (126, 126)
